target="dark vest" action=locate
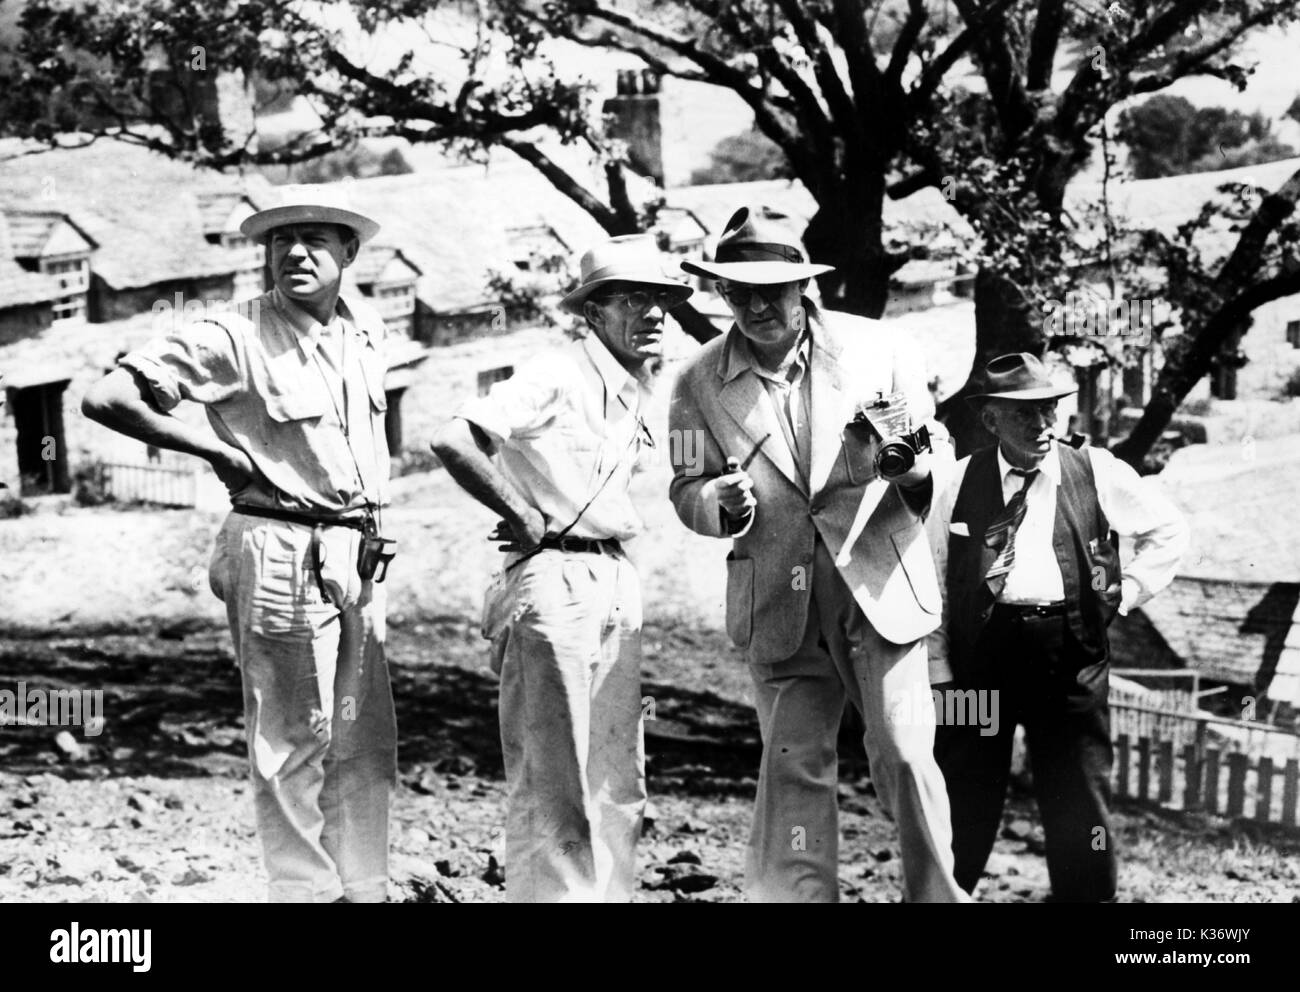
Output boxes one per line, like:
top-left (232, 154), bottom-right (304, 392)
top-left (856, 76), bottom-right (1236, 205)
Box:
top-left (947, 445), bottom-right (1122, 675)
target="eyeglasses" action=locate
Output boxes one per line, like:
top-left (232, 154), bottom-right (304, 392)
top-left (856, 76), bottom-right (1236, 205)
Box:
top-left (593, 289), bottom-right (678, 313)
top-left (715, 281), bottom-right (790, 308)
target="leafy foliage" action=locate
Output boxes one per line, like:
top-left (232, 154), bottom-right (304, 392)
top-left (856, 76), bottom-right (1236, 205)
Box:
top-left (688, 127), bottom-right (791, 185)
top-left (1118, 94), bottom-right (1296, 179)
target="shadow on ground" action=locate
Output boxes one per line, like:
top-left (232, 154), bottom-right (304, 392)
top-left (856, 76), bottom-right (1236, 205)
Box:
top-left (0, 620), bottom-right (844, 799)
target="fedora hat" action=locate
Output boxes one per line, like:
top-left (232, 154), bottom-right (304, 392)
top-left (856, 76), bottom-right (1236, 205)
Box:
top-left (559, 234), bottom-right (694, 314)
top-left (240, 184), bottom-right (381, 245)
top-left (969, 352), bottom-right (1078, 402)
top-left (680, 207), bottom-right (834, 285)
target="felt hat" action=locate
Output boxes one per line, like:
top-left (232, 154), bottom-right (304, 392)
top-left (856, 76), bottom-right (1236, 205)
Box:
top-left (680, 207), bottom-right (834, 284)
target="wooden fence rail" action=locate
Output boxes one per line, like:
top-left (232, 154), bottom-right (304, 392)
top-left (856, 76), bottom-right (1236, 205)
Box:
top-left (102, 462), bottom-right (198, 508)
top-left (1110, 700), bottom-right (1300, 831)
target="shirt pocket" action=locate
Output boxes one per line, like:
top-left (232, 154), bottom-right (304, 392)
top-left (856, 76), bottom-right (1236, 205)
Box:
top-left (259, 351), bottom-right (331, 423)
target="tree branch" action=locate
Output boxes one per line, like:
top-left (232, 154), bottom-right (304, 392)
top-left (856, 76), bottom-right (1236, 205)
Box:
top-left (497, 136), bottom-right (623, 234)
top-left (886, 0), bottom-right (927, 88)
top-left (1026, 0), bottom-right (1065, 92)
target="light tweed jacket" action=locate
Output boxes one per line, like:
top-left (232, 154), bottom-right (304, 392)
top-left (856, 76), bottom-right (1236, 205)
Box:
top-left (668, 304), bottom-right (951, 664)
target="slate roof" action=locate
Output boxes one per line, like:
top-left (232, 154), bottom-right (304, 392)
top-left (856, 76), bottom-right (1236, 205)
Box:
top-left (1137, 576), bottom-right (1300, 703)
top-left (1065, 156), bottom-right (1300, 259)
top-left (0, 257), bottom-right (65, 307)
top-left (665, 179), bottom-right (975, 249)
top-left (0, 138), bottom-right (277, 291)
top-left (350, 245), bottom-right (422, 287)
top-left (346, 160), bottom-right (607, 313)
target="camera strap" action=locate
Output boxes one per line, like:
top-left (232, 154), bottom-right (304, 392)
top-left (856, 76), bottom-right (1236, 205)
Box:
top-left (504, 380), bottom-right (647, 573)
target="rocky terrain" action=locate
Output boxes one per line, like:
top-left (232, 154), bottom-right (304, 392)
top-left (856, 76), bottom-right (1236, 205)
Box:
top-left (2, 620), bottom-right (1298, 904)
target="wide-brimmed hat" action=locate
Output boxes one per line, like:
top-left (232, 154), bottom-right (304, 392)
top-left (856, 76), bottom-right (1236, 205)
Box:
top-left (240, 184), bottom-right (381, 245)
top-left (968, 352), bottom-right (1078, 403)
top-left (559, 235), bottom-right (694, 314)
top-left (680, 207), bottom-right (834, 285)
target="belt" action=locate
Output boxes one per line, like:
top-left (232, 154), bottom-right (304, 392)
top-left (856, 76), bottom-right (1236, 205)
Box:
top-left (232, 503), bottom-right (372, 605)
top-left (995, 601), bottom-right (1067, 618)
top-left (232, 503), bottom-right (368, 531)
top-left (537, 534), bottom-right (623, 556)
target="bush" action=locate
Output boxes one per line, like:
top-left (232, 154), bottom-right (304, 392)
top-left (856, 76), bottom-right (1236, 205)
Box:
top-left (72, 460), bottom-right (114, 507)
top-left (1280, 367), bottom-right (1300, 399)
top-left (0, 489), bottom-right (29, 518)
top-left (1117, 94), bottom-right (1296, 179)
top-left (689, 128), bottom-right (791, 185)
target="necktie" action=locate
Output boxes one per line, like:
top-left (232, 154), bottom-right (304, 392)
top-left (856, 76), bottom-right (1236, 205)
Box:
top-left (984, 467), bottom-right (1040, 598)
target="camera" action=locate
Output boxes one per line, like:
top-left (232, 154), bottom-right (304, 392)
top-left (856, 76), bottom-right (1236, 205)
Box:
top-left (847, 391), bottom-right (932, 479)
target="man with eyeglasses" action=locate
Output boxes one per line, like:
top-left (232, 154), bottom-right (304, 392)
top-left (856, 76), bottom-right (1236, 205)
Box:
top-left (432, 235), bottom-right (692, 902)
top-left (668, 207), bottom-right (966, 902)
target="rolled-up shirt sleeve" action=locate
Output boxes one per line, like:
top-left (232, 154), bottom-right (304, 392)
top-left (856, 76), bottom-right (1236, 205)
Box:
top-left (455, 360), bottom-right (564, 447)
top-left (118, 318), bottom-right (245, 412)
top-left (1090, 447), bottom-right (1190, 615)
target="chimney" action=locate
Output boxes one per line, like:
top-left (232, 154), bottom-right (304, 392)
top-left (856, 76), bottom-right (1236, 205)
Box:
top-left (602, 68), bottom-right (663, 185)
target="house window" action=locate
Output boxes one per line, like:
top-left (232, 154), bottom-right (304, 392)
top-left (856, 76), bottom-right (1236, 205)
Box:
top-left (42, 255), bottom-right (90, 325)
top-left (1287, 320), bottom-right (1300, 349)
top-left (374, 282), bottom-right (416, 337)
top-left (477, 365), bottom-right (514, 396)
top-left (51, 295), bottom-right (87, 324)
top-left (43, 255), bottom-right (90, 293)
top-left (221, 233), bottom-right (252, 250)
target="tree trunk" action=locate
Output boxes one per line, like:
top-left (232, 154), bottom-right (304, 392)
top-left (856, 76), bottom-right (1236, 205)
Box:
top-left (803, 186), bottom-right (890, 319)
top-left (939, 267), bottom-right (1048, 457)
top-left (670, 301), bottom-right (721, 344)
top-left (1111, 318), bottom-right (1250, 468)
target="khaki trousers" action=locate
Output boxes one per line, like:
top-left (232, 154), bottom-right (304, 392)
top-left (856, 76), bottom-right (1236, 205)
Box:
top-left (210, 512), bottom-right (398, 903)
top-left (746, 537), bottom-right (967, 903)
top-left (488, 549), bottom-right (646, 902)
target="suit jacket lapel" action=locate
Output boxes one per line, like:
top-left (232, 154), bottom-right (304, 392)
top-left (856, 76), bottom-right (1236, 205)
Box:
top-left (808, 320), bottom-right (850, 496)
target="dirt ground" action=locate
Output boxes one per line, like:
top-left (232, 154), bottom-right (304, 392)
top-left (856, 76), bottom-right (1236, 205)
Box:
top-left (2, 461), bottom-right (1299, 903)
top-left (2, 618), bottom-right (1298, 904)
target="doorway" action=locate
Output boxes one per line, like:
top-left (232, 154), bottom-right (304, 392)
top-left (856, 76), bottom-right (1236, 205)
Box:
top-left (9, 379), bottom-right (71, 495)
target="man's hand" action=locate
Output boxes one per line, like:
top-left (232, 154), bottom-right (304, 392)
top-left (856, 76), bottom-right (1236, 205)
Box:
top-left (882, 449), bottom-right (932, 489)
top-left (490, 507), bottom-right (547, 553)
top-left (716, 467), bottom-right (757, 518)
top-left (210, 446), bottom-right (257, 497)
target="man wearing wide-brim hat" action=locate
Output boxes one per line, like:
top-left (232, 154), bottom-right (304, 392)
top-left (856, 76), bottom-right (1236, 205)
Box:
top-left (668, 206), bottom-right (968, 902)
top-left (433, 234), bottom-right (691, 902)
top-left (84, 184), bottom-right (399, 902)
top-left (926, 352), bottom-right (1188, 901)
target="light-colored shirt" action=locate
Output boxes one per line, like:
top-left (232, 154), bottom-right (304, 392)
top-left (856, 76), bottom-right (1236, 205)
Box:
top-left (121, 287), bottom-right (390, 514)
top-left (926, 443), bottom-right (1189, 681)
top-left (456, 333), bottom-right (652, 541)
top-left (720, 327), bottom-right (813, 490)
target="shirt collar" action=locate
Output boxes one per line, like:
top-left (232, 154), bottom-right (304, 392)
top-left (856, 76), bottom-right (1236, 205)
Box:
top-left (271, 288), bottom-right (371, 356)
top-left (581, 332), bottom-right (640, 403)
top-left (996, 442), bottom-right (1061, 487)
top-left (719, 312), bottom-right (815, 385)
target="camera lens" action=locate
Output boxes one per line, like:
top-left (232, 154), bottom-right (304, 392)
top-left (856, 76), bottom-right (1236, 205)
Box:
top-left (876, 442), bottom-right (915, 479)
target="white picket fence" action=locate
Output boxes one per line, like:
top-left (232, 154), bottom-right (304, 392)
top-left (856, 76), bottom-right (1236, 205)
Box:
top-left (101, 461), bottom-right (199, 508)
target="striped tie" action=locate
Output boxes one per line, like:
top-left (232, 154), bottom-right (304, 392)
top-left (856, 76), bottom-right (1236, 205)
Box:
top-left (984, 468), bottom-right (1039, 598)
